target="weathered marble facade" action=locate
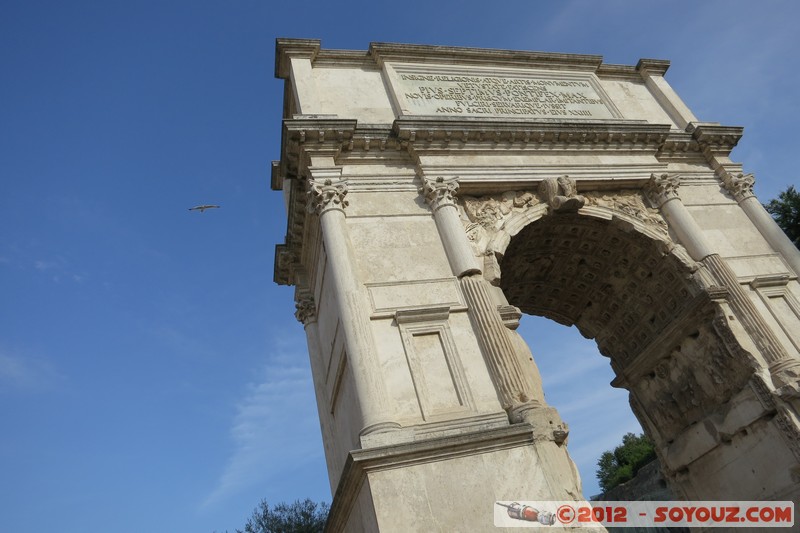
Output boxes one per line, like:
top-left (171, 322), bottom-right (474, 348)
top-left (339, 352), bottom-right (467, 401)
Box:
top-left (272, 40), bottom-right (800, 532)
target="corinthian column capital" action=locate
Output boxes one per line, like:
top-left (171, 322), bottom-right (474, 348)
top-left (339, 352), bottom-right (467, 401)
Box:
top-left (420, 176), bottom-right (459, 211)
top-left (308, 178), bottom-right (349, 215)
top-left (645, 172), bottom-right (681, 207)
top-left (722, 172), bottom-right (756, 202)
top-left (294, 293), bottom-right (317, 324)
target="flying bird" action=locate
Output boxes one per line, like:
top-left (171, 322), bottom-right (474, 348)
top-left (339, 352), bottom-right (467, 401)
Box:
top-left (188, 204), bottom-right (220, 213)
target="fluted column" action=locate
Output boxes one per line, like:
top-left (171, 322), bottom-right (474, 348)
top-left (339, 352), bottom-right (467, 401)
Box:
top-left (307, 175), bottom-right (398, 438)
top-left (420, 176), bottom-right (556, 428)
top-left (646, 173), bottom-right (800, 387)
top-left (722, 172), bottom-right (800, 277)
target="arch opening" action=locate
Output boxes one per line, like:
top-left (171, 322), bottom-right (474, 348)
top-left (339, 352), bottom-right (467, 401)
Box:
top-left (516, 313), bottom-right (644, 498)
top-left (498, 211), bottom-right (759, 498)
top-left (500, 212), bottom-right (701, 363)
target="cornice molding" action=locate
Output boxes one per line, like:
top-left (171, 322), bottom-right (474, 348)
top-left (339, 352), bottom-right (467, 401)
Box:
top-left (686, 122), bottom-right (744, 156)
top-left (393, 117), bottom-right (672, 148)
top-left (274, 38), bottom-right (320, 79)
top-left (274, 39), bottom-right (671, 81)
top-left (636, 58), bottom-right (671, 77)
top-left (369, 42), bottom-right (604, 71)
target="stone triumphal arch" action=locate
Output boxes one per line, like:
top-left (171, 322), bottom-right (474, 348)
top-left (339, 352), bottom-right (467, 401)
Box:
top-left (272, 40), bottom-right (800, 531)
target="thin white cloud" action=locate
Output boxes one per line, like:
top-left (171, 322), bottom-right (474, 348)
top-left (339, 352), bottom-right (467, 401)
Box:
top-left (516, 315), bottom-right (644, 496)
top-left (203, 349), bottom-right (322, 507)
top-left (34, 259), bottom-right (59, 271)
top-left (30, 256), bottom-right (87, 284)
top-left (0, 350), bottom-right (64, 392)
top-left (555, 386), bottom-right (627, 417)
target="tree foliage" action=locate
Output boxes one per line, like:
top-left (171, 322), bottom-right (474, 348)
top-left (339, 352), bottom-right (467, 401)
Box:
top-left (764, 185), bottom-right (800, 248)
top-left (596, 433), bottom-right (656, 493)
top-left (234, 499), bottom-right (329, 533)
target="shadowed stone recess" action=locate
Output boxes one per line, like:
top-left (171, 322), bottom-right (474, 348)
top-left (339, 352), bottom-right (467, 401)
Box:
top-left (500, 213), bottom-right (698, 363)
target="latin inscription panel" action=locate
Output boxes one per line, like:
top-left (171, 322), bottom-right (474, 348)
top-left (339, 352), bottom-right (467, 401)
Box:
top-left (387, 63), bottom-right (618, 120)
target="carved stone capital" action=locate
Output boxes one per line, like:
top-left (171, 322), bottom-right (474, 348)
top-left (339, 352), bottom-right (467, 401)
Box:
top-left (645, 172), bottom-right (681, 207)
top-left (722, 172), bottom-right (756, 202)
top-left (294, 293), bottom-right (317, 324)
top-left (307, 178), bottom-right (349, 215)
top-left (539, 175), bottom-right (585, 213)
top-left (420, 176), bottom-right (459, 211)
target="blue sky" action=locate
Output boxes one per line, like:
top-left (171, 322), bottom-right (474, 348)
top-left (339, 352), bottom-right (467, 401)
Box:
top-left (1, 1), bottom-right (798, 532)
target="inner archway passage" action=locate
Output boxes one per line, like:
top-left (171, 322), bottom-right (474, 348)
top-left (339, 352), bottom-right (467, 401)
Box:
top-left (500, 213), bottom-right (700, 364)
top-left (498, 211), bottom-right (767, 499)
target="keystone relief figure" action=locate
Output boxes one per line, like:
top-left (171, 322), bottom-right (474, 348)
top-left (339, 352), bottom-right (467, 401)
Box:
top-left (539, 175), bottom-right (586, 213)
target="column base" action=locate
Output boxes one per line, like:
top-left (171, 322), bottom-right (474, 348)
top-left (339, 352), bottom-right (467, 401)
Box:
top-left (769, 358), bottom-right (800, 389)
top-left (508, 402), bottom-right (570, 445)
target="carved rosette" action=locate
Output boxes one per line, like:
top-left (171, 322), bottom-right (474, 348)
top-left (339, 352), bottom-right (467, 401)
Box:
top-left (307, 178), bottom-right (349, 215)
top-left (645, 172), bottom-right (681, 207)
top-left (420, 176), bottom-right (459, 211)
top-left (722, 172), bottom-right (756, 202)
top-left (294, 293), bottom-right (316, 324)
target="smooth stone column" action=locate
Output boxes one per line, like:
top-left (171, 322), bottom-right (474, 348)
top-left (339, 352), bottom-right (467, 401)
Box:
top-left (308, 174), bottom-right (399, 439)
top-left (419, 176), bottom-right (481, 278)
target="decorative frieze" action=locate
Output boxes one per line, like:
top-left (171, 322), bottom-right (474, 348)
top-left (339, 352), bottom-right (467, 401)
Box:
top-left (583, 190), bottom-right (668, 233)
top-left (461, 191), bottom-right (538, 229)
